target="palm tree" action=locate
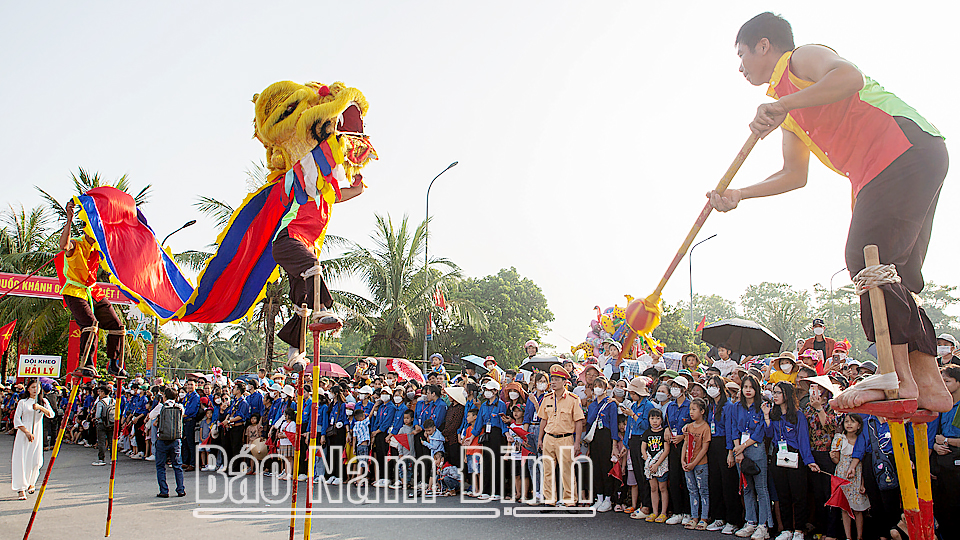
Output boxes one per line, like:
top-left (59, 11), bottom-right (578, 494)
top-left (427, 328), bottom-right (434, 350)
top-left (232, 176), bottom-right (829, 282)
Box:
top-left (325, 214), bottom-right (486, 358)
top-left (175, 323), bottom-right (234, 369)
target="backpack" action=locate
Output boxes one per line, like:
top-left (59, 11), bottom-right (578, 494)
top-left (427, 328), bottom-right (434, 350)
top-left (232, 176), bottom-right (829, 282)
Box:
top-left (158, 403), bottom-right (183, 441)
top-left (96, 398), bottom-right (115, 427)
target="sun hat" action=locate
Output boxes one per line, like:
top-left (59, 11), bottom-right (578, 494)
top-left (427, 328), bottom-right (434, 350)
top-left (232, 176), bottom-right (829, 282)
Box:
top-left (671, 376), bottom-right (689, 389)
top-left (282, 385), bottom-right (296, 398)
top-left (444, 386), bottom-right (467, 406)
top-left (627, 376), bottom-right (651, 397)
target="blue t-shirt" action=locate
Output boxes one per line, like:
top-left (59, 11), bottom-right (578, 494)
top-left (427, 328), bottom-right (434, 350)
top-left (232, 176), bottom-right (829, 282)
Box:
top-left (666, 398), bottom-right (691, 435)
top-left (586, 397), bottom-right (621, 441)
top-left (626, 399), bottom-right (655, 440)
top-left (477, 399), bottom-right (508, 432)
top-left (726, 403), bottom-right (766, 450)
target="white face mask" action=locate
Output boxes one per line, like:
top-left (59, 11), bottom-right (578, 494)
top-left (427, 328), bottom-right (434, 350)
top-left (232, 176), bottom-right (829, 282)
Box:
top-left (508, 391), bottom-right (519, 400)
top-left (214, 398), bottom-right (221, 405)
top-left (381, 395), bottom-right (390, 403)
top-left (484, 390), bottom-right (494, 399)
top-left (406, 391), bottom-right (416, 399)
top-left (655, 391), bottom-right (668, 402)
top-left (594, 387), bottom-right (606, 397)
top-left (813, 327), bottom-right (825, 336)
top-left (670, 387), bottom-right (682, 398)
top-left (536, 382), bottom-right (548, 392)
top-left (605, 389), bottom-right (614, 398)
top-left (613, 388), bottom-right (626, 398)
top-left (706, 387), bottom-right (721, 399)
top-left (393, 395), bottom-right (403, 403)
top-left (938, 345), bottom-right (953, 356)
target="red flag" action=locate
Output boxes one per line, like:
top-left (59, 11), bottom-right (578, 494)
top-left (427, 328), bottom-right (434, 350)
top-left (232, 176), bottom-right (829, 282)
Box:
top-left (284, 427), bottom-right (299, 447)
top-left (0, 320), bottom-right (16, 357)
top-left (825, 474), bottom-right (854, 518)
top-left (509, 426), bottom-right (530, 439)
top-left (433, 286), bottom-right (447, 310)
top-left (608, 460), bottom-right (623, 482)
top-left (393, 433), bottom-right (411, 451)
top-left (695, 316), bottom-right (706, 333)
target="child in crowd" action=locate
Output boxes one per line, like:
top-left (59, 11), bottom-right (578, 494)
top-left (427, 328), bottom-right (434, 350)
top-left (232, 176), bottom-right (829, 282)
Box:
top-left (273, 408), bottom-right (297, 480)
top-left (642, 409), bottom-right (670, 523)
top-left (244, 413), bottom-right (262, 446)
top-left (390, 410), bottom-right (416, 489)
top-left (505, 405), bottom-right (526, 501)
top-left (350, 408), bottom-right (371, 482)
top-left (462, 408), bottom-right (481, 497)
top-left (682, 398), bottom-right (711, 530)
top-left (431, 450), bottom-right (461, 496)
top-left (199, 407), bottom-right (215, 471)
top-left (616, 415), bottom-right (632, 512)
top-left (831, 414), bottom-right (869, 540)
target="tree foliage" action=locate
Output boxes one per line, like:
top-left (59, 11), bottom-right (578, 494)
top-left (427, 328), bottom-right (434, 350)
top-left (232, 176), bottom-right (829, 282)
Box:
top-left (740, 282), bottom-right (811, 352)
top-left (437, 267), bottom-right (553, 369)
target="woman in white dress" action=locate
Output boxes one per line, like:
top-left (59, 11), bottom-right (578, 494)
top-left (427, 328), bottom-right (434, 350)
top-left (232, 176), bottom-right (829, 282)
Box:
top-left (12, 378), bottom-right (55, 500)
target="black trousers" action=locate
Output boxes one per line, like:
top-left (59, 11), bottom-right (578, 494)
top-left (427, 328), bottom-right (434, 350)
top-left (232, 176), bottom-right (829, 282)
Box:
top-left (481, 427), bottom-right (504, 496)
top-left (589, 428), bottom-right (616, 498)
top-left (225, 425), bottom-right (244, 474)
top-left (708, 435), bottom-right (744, 526)
top-left (770, 455), bottom-right (808, 532)
top-left (669, 440), bottom-right (689, 515)
top-left (325, 425), bottom-right (346, 480)
top-left (809, 450), bottom-right (837, 536)
top-left (629, 435), bottom-right (652, 508)
top-left (182, 419), bottom-right (197, 467)
top-left (134, 416), bottom-right (146, 452)
top-left (64, 296), bottom-right (123, 365)
top-left (846, 117), bottom-right (948, 356)
top-left (862, 452), bottom-right (902, 540)
top-left (273, 228), bottom-right (333, 348)
top-left (373, 431), bottom-right (392, 481)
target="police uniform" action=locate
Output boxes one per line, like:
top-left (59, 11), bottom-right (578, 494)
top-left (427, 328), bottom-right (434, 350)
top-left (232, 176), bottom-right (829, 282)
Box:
top-left (537, 365), bottom-right (585, 505)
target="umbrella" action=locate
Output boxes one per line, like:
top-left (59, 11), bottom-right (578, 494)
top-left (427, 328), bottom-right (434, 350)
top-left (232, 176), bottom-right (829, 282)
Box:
top-left (701, 318), bottom-right (783, 356)
top-left (318, 362), bottom-right (349, 378)
top-left (460, 355), bottom-right (490, 375)
top-left (519, 355), bottom-right (561, 372)
top-left (383, 358), bottom-right (425, 384)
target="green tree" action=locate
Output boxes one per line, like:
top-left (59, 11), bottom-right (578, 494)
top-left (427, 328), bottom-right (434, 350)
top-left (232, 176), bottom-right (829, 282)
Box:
top-left (175, 323), bottom-right (234, 369)
top-left (653, 301), bottom-right (700, 354)
top-left (439, 268), bottom-right (553, 369)
top-left (812, 283), bottom-right (868, 358)
top-left (690, 293), bottom-right (741, 329)
top-left (325, 214), bottom-right (486, 358)
top-left (917, 282), bottom-right (960, 335)
top-left (741, 282), bottom-right (811, 352)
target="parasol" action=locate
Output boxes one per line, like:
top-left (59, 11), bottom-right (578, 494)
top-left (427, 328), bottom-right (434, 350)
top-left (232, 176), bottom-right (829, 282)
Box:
top-left (701, 318), bottom-right (783, 356)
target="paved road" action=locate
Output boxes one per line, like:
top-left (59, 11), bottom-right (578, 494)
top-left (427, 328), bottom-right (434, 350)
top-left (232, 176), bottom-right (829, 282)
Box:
top-left (0, 434), bottom-right (710, 540)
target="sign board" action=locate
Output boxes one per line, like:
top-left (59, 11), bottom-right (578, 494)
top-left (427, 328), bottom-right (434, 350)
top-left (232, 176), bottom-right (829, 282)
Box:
top-left (0, 272), bottom-right (134, 304)
top-left (18, 354), bottom-right (62, 377)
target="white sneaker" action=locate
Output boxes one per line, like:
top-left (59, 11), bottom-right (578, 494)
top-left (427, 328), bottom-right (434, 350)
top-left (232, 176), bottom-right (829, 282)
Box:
top-left (217, 465), bottom-right (226, 473)
top-left (328, 477), bottom-right (341, 485)
top-left (314, 476), bottom-right (322, 484)
top-left (590, 496), bottom-right (603, 509)
top-left (707, 520), bottom-right (726, 531)
top-left (722, 523), bottom-right (739, 535)
top-left (774, 532), bottom-right (793, 540)
top-left (665, 514), bottom-right (684, 525)
top-left (92, 460), bottom-right (106, 466)
top-left (751, 525), bottom-right (769, 540)
top-left (488, 494), bottom-right (500, 501)
top-left (278, 472), bottom-right (289, 480)
top-left (476, 493), bottom-right (491, 500)
top-left (297, 474), bottom-right (308, 482)
top-left (389, 481), bottom-right (404, 490)
top-left (597, 497), bottom-right (612, 512)
top-left (736, 524), bottom-right (757, 538)
top-left (792, 532), bottom-right (805, 540)
top-left (681, 514), bottom-right (693, 525)
top-left (373, 478), bottom-right (388, 487)
top-left (145, 455), bottom-right (155, 461)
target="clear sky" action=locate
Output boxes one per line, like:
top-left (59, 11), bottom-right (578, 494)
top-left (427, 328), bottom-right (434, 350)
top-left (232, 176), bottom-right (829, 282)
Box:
top-left (2, 1), bottom-right (956, 355)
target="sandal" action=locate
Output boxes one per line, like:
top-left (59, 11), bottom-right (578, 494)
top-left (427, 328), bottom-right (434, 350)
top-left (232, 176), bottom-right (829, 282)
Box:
top-left (696, 520), bottom-right (708, 531)
top-left (18, 491), bottom-right (27, 500)
top-left (684, 521), bottom-right (697, 530)
top-left (27, 486), bottom-right (36, 494)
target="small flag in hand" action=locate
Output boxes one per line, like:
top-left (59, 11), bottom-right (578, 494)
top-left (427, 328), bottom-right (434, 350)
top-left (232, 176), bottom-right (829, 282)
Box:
top-left (825, 474), bottom-right (854, 518)
top-left (393, 433), bottom-right (411, 451)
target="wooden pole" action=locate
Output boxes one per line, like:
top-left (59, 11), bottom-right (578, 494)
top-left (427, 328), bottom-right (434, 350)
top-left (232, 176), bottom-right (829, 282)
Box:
top-left (105, 335), bottom-right (126, 537)
top-left (24, 325), bottom-right (98, 540)
top-left (305, 269), bottom-right (322, 540)
top-left (288, 304), bottom-right (308, 540)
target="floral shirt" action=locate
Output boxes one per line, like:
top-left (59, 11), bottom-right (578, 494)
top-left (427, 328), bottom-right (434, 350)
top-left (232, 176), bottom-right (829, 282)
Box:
top-left (803, 403), bottom-right (838, 452)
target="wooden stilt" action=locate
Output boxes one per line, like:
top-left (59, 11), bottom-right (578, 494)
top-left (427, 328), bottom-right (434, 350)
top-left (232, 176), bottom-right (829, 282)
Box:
top-left (853, 245), bottom-right (931, 540)
top-left (24, 325), bottom-right (98, 540)
top-left (289, 304), bottom-right (308, 540)
top-left (105, 333), bottom-right (126, 537)
top-left (305, 269), bottom-right (321, 540)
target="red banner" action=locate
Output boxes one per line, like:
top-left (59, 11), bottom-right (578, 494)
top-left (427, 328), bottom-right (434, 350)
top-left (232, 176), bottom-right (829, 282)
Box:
top-left (145, 343), bottom-right (154, 371)
top-left (0, 272), bottom-right (134, 304)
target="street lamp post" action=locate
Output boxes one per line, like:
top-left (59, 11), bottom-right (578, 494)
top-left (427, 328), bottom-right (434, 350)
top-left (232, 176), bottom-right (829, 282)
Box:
top-left (153, 219), bottom-right (197, 378)
top-left (830, 267), bottom-right (847, 330)
top-left (689, 234), bottom-right (718, 334)
top-left (422, 162), bottom-right (458, 369)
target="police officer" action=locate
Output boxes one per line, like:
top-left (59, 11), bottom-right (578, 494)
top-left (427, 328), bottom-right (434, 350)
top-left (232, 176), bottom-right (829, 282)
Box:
top-left (537, 365), bottom-right (585, 507)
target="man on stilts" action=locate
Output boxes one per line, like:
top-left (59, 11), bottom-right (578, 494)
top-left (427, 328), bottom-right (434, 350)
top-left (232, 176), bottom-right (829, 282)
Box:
top-left (59, 199), bottom-right (127, 379)
top-left (708, 12), bottom-right (952, 413)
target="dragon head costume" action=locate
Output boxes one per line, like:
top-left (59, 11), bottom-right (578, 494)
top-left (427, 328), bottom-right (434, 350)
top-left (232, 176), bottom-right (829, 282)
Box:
top-left (253, 80), bottom-right (377, 183)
